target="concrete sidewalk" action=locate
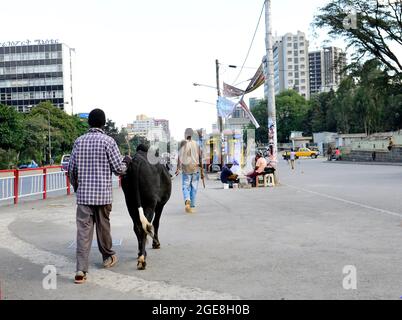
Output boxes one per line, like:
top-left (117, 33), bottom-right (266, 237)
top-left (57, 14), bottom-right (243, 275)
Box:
top-left (0, 160), bottom-right (401, 300)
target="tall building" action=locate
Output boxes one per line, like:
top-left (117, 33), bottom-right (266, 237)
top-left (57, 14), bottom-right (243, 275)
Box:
top-left (267, 31), bottom-right (310, 99)
top-left (125, 115), bottom-right (169, 141)
top-left (309, 46), bottom-right (347, 95)
top-left (154, 119), bottom-right (170, 140)
top-left (0, 40), bottom-right (74, 113)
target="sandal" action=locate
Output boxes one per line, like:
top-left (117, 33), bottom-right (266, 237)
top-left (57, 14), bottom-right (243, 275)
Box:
top-left (74, 271), bottom-right (87, 284)
top-left (103, 254), bottom-right (118, 268)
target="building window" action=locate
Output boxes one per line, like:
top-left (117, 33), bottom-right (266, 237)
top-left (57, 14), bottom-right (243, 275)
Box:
top-left (288, 58), bottom-right (292, 62)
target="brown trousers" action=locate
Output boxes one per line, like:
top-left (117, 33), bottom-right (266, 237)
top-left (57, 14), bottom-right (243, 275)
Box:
top-left (76, 204), bottom-right (115, 272)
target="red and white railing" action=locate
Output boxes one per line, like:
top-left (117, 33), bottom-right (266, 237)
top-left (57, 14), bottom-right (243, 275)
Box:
top-left (0, 166), bottom-right (122, 205)
top-left (0, 166), bottom-right (71, 204)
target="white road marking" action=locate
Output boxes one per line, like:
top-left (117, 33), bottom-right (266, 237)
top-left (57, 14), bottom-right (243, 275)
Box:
top-left (0, 218), bottom-right (239, 300)
top-left (286, 185), bottom-right (402, 219)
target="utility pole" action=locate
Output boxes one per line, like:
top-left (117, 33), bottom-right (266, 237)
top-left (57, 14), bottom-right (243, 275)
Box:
top-left (215, 59), bottom-right (224, 167)
top-left (265, 0), bottom-right (278, 177)
top-left (69, 47), bottom-right (75, 116)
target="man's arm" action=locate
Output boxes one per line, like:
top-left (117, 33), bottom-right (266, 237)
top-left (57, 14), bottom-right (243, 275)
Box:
top-left (107, 140), bottom-right (128, 176)
top-left (68, 142), bottom-right (78, 192)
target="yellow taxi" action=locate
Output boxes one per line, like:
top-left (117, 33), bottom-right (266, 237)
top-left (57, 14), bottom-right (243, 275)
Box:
top-left (282, 148), bottom-right (320, 159)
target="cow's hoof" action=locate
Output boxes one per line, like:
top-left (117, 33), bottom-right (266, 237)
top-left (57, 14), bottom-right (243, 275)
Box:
top-left (137, 255), bottom-right (146, 270)
top-left (152, 241), bottom-right (160, 249)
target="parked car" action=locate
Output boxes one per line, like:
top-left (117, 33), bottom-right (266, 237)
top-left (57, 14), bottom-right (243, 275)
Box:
top-left (61, 154), bottom-right (71, 171)
top-left (18, 160), bottom-right (39, 169)
top-left (282, 148), bottom-right (320, 160)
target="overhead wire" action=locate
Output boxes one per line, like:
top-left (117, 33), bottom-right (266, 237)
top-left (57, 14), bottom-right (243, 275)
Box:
top-left (231, 1), bottom-right (265, 86)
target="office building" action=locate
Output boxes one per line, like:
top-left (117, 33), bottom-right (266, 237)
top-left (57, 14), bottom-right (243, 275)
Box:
top-left (125, 115), bottom-right (170, 141)
top-left (309, 46), bottom-right (347, 95)
top-left (267, 31), bottom-right (310, 99)
top-left (0, 40), bottom-right (74, 113)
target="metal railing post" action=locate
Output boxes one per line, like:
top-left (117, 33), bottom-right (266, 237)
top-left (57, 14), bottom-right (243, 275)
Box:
top-left (14, 170), bottom-right (19, 205)
top-left (43, 168), bottom-right (47, 200)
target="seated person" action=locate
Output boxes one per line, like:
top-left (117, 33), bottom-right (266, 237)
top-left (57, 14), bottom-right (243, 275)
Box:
top-left (247, 152), bottom-right (267, 186)
top-left (264, 152), bottom-right (277, 174)
top-left (220, 162), bottom-right (239, 187)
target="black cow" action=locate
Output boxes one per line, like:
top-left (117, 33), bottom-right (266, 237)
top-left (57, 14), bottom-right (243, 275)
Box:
top-left (121, 145), bottom-right (172, 270)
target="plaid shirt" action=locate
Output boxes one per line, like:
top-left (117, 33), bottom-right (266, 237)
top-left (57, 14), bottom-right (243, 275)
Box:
top-left (68, 128), bottom-right (127, 205)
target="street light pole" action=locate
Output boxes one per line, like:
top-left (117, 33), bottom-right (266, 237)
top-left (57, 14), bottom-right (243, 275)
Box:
top-left (68, 47), bottom-right (75, 116)
top-left (216, 59), bottom-right (224, 167)
top-left (265, 0), bottom-right (278, 176)
top-left (45, 109), bottom-right (52, 164)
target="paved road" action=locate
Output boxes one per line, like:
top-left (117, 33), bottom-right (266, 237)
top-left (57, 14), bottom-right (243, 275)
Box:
top-left (0, 158), bottom-right (401, 300)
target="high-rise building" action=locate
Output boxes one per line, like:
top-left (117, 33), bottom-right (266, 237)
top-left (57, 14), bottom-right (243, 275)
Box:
top-left (309, 46), bottom-right (347, 95)
top-left (0, 40), bottom-right (74, 113)
top-left (268, 31), bottom-right (310, 99)
top-left (125, 115), bottom-right (169, 141)
top-left (154, 119), bottom-right (170, 139)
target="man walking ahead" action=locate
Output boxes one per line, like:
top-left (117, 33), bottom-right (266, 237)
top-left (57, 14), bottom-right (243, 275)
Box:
top-left (68, 108), bottom-right (129, 284)
top-left (176, 128), bottom-right (203, 213)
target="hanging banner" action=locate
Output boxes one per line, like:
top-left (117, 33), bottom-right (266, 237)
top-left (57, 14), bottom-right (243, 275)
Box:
top-left (244, 63), bottom-right (265, 93)
top-left (223, 63), bottom-right (265, 98)
top-left (223, 82), bottom-right (245, 97)
top-left (217, 96), bottom-right (237, 118)
top-left (239, 100), bottom-right (260, 129)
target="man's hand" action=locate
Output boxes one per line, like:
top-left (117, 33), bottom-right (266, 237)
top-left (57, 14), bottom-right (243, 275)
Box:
top-left (123, 155), bottom-right (132, 165)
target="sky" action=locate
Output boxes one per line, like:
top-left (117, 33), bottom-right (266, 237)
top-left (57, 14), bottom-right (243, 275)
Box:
top-left (1, 0), bottom-right (347, 140)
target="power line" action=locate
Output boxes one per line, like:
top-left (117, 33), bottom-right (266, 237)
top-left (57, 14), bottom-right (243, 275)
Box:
top-left (231, 1), bottom-right (265, 86)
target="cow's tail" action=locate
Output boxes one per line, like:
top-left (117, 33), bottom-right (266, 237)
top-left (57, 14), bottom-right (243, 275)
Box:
top-left (135, 160), bottom-right (154, 240)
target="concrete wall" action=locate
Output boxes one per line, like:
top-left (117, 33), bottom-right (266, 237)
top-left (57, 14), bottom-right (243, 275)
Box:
top-left (341, 146), bottom-right (402, 163)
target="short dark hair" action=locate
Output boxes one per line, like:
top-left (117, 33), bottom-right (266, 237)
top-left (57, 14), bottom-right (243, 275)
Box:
top-left (88, 109), bottom-right (106, 128)
top-left (136, 144), bottom-right (149, 152)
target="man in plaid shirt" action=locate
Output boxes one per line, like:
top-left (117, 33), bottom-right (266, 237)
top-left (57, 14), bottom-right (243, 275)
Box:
top-left (68, 108), bottom-right (130, 284)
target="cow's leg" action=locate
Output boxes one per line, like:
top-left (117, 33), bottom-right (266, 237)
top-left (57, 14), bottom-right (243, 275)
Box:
top-left (137, 204), bottom-right (156, 270)
top-left (137, 229), bottom-right (147, 270)
top-left (133, 223), bottom-right (143, 258)
top-left (152, 203), bottom-right (164, 249)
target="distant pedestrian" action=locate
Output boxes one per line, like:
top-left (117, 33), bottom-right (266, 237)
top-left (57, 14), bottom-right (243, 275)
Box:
top-left (290, 149), bottom-right (296, 170)
top-left (335, 148), bottom-right (341, 161)
top-left (327, 146), bottom-right (333, 161)
top-left (68, 108), bottom-right (131, 284)
top-left (176, 128), bottom-right (203, 213)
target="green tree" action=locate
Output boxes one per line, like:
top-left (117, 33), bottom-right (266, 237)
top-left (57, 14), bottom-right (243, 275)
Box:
top-left (310, 90), bottom-right (336, 132)
top-left (249, 90), bottom-right (310, 143)
top-left (19, 114), bottom-right (49, 165)
top-left (314, 0), bottom-right (402, 78)
top-left (104, 119), bottom-right (119, 142)
top-left (275, 90), bottom-right (310, 142)
top-left (0, 104), bottom-right (24, 151)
